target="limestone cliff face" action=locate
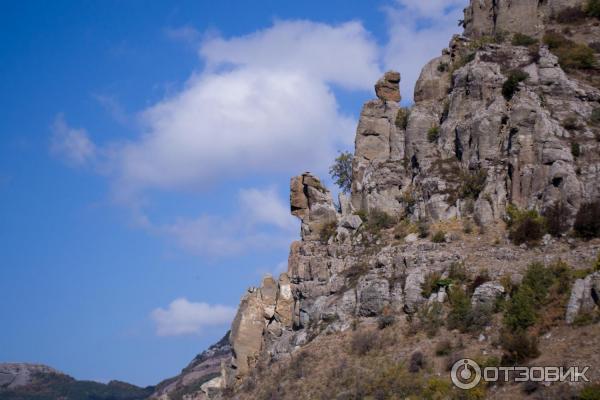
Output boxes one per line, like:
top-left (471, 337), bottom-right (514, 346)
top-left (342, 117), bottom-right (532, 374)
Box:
top-left (463, 0), bottom-right (587, 38)
top-left (173, 2), bottom-right (600, 398)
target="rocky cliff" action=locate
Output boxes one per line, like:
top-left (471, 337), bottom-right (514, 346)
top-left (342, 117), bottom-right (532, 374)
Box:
top-left (161, 1), bottom-right (600, 399)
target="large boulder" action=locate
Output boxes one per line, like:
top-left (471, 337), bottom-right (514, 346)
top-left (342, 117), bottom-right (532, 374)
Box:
top-left (375, 70), bottom-right (401, 102)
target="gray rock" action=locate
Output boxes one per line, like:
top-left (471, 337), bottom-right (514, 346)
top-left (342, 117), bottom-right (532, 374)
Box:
top-left (471, 281), bottom-right (505, 307)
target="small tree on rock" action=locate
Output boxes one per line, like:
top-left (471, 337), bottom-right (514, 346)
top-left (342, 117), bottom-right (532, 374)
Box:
top-left (329, 151), bottom-right (353, 194)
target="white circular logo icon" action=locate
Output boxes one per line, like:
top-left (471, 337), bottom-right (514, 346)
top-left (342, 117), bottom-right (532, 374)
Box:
top-left (451, 358), bottom-right (481, 389)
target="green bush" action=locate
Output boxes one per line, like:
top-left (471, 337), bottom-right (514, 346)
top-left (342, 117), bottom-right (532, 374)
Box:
top-left (502, 69), bottom-right (529, 100)
top-left (504, 285), bottom-right (537, 331)
top-left (512, 33), bottom-right (538, 46)
top-left (506, 205), bottom-right (546, 245)
top-left (579, 384), bottom-right (600, 400)
top-left (432, 230), bottom-right (446, 243)
top-left (554, 6), bottom-right (587, 23)
top-left (446, 286), bottom-right (472, 332)
top-left (319, 220), bottom-right (338, 243)
top-left (350, 330), bottom-right (379, 355)
top-left (329, 151), bottom-right (353, 194)
top-left (427, 126), bottom-right (440, 143)
top-left (449, 262), bottom-right (468, 281)
top-left (395, 107), bottom-right (410, 129)
top-left (365, 209), bottom-right (397, 231)
top-left (422, 271), bottom-right (442, 298)
top-left (591, 108), bottom-right (600, 124)
top-left (437, 62), bottom-right (449, 72)
top-left (377, 314), bottom-right (396, 330)
top-left (500, 330), bottom-right (540, 364)
top-left (563, 115), bottom-right (582, 131)
top-left (417, 219), bottom-right (430, 238)
top-left (435, 339), bottom-right (453, 356)
top-left (574, 201), bottom-right (600, 239)
top-left (460, 169), bottom-right (487, 199)
top-left (543, 201), bottom-right (570, 236)
top-left (543, 32), bottom-right (597, 70)
top-left (418, 302), bottom-right (444, 337)
top-left (571, 141), bottom-right (581, 158)
top-left (587, 0), bottom-right (600, 18)
top-left (522, 262), bottom-right (556, 305)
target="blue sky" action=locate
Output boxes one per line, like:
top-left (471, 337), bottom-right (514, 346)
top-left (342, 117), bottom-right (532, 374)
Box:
top-left (0, 0), bottom-right (464, 386)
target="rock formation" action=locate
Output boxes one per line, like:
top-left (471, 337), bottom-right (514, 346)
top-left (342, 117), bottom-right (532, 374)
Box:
top-left (166, 1), bottom-right (600, 398)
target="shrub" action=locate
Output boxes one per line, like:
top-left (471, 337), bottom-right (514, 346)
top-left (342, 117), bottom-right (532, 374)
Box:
top-left (377, 314), bottom-right (396, 330)
top-left (502, 69), bottom-right (529, 100)
top-left (435, 339), bottom-right (453, 356)
top-left (460, 169), bottom-right (487, 199)
top-left (422, 271), bottom-right (442, 298)
top-left (579, 384), bottom-right (600, 400)
top-left (574, 201), bottom-right (600, 238)
top-left (544, 32), bottom-right (597, 70)
top-left (319, 220), bottom-right (338, 244)
top-left (351, 330), bottom-right (379, 355)
top-left (571, 141), bottom-right (581, 158)
top-left (432, 230), bottom-right (446, 243)
top-left (512, 33), bottom-right (538, 46)
top-left (522, 262), bottom-right (556, 305)
top-left (365, 209), bottom-right (397, 231)
top-left (554, 6), bottom-right (587, 23)
top-left (591, 107), bottom-right (600, 124)
top-left (563, 115), bottom-right (582, 131)
top-left (446, 286), bottom-right (472, 332)
top-left (500, 330), bottom-right (540, 364)
top-left (506, 205), bottom-right (546, 245)
top-left (587, 0), bottom-right (600, 18)
top-left (504, 285), bottom-right (537, 331)
top-left (395, 107), bottom-right (410, 129)
top-left (329, 151), bottom-right (353, 194)
top-left (417, 219), bottom-right (430, 238)
top-left (427, 126), bottom-right (440, 143)
top-left (449, 262), bottom-right (468, 282)
top-left (408, 351), bottom-right (425, 373)
top-left (418, 302), bottom-right (445, 337)
top-left (437, 62), bottom-right (449, 72)
top-left (463, 220), bottom-right (473, 234)
top-left (543, 201), bottom-right (570, 236)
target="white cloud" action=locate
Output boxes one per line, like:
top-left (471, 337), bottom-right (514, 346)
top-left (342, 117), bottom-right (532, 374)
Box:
top-left (164, 25), bottom-right (202, 45)
top-left (383, 0), bottom-right (465, 102)
top-left (111, 20), bottom-right (379, 198)
top-left (151, 298), bottom-right (236, 336)
top-left (50, 114), bottom-right (96, 166)
top-left (201, 20), bottom-right (381, 90)
top-left (159, 187), bottom-right (296, 257)
top-left (239, 187), bottom-right (296, 231)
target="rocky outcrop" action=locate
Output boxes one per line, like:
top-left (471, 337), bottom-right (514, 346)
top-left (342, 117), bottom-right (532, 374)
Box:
top-left (226, 273), bottom-right (295, 382)
top-left (290, 173), bottom-right (338, 241)
top-left (204, 3), bottom-right (600, 396)
top-left (0, 364), bottom-right (62, 389)
top-left (463, 0), bottom-right (587, 38)
top-left (375, 70), bottom-right (401, 102)
top-left (150, 333), bottom-right (231, 400)
top-left (471, 281), bottom-right (505, 307)
top-left (566, 272), bottom-right (600, 324)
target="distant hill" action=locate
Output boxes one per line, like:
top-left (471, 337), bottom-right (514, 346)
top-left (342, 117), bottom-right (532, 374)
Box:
top-left (0, 363), bottom-right (153, 400)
